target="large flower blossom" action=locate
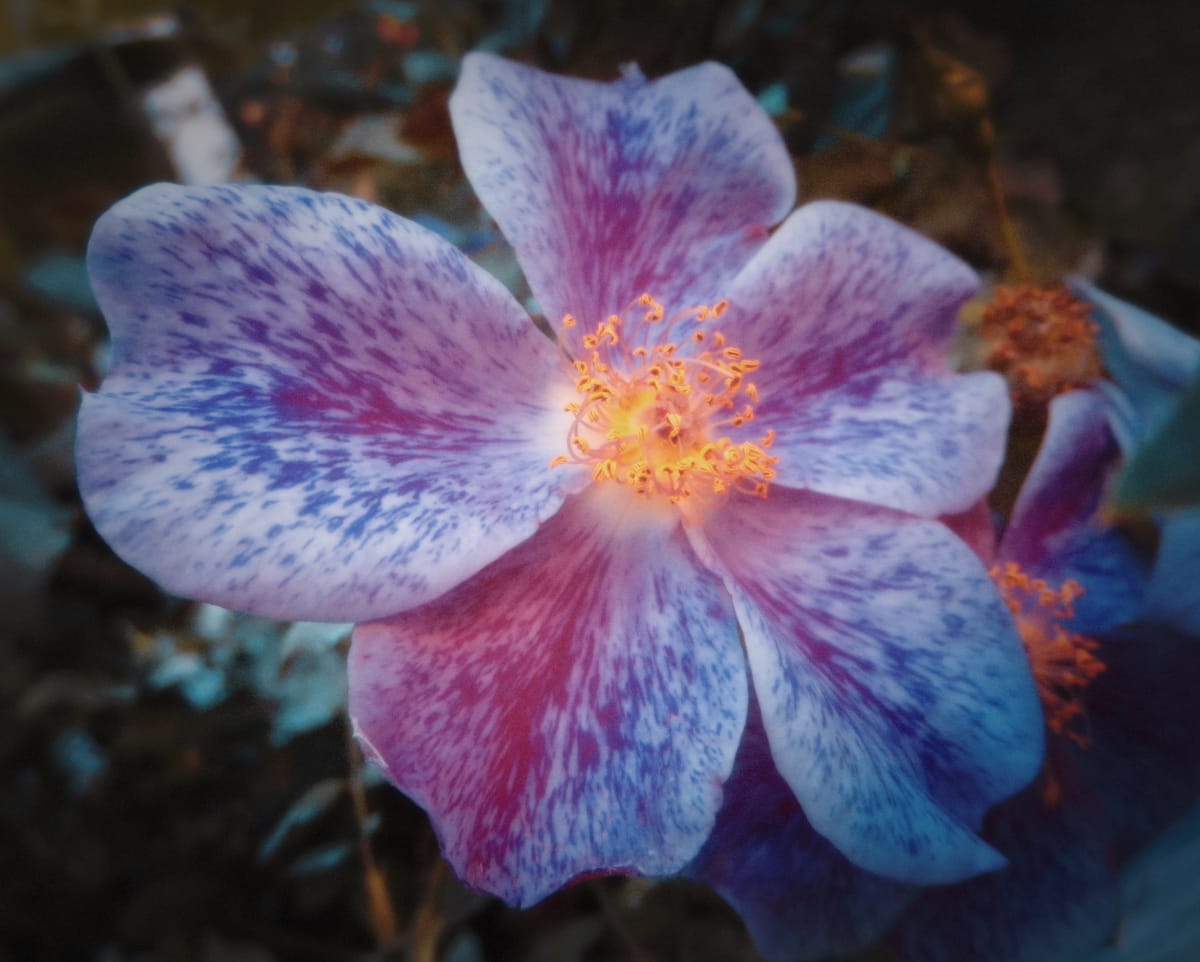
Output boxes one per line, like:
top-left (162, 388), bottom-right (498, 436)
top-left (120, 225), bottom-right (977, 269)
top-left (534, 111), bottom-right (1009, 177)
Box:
top-left (78, 53), bottom-right (1043, 908)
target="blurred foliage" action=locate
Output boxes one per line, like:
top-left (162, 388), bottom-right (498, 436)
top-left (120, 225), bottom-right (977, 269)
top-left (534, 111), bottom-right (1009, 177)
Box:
top-left (1, 0), bottom-right (355, 53)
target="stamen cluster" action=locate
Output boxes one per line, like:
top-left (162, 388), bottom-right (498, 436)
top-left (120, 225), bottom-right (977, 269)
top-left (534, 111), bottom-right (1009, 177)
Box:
top-left (980, 285), bottom-right (1100, 411)
top-left (990, 561), bottom-right (1105, 746)
top-left (549, 294), bottom-right (778, 505)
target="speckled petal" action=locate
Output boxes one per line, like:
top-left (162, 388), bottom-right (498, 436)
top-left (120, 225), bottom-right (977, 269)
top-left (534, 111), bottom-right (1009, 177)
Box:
top-left (762, 369), bottom-right (1008, 517)
top-left (690, 489), bottom-right (1044, 884)
top-left (348, 487), bottom-right (746, 907)
top-left (79, 183), bottom-right (574, 622)
top-left (720, 202), bottom-right (1004, 516)
top-left (450, 53), bottom-right (795, 345)
top-left (686, 702), bottom-right (917, 962)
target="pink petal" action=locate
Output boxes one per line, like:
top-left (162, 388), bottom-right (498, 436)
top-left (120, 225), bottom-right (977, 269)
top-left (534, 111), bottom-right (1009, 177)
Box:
top-left (79, 183), bottom-right (574, 622)
top-left (690, 489), bottom-right (1044, 884)
top-left (722, 201), bottom-right (1005, 516)
top-left (348, 487), bottom-right (747, 906)
top-left (940, 501), bottom-right (998, 564)
top-left (1002, 390), bottom-right (1117, 570)
top-left (450, 53), bottom-right (795, 345)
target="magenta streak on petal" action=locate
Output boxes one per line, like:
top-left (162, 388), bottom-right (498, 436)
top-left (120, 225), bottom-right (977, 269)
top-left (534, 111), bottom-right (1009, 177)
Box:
top-left (450, 53), bottom-right (795, 350)
top-left (691, 488), bottom-right (1044, 885)
top-left (939, 501), bottom-right (997, 565)
top-left (78, 183), bottom-right (573, 622)
top-left (348, 487), bottom-right (746, 907)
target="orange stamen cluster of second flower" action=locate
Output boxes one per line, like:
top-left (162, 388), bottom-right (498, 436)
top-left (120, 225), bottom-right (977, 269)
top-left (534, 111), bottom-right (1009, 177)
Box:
top-left (549, 294), bottom-right (778, 505)
top-left (990, 561), bottom-right (1105, 747)
top-left (980, 285), bottom-right (1100, 411)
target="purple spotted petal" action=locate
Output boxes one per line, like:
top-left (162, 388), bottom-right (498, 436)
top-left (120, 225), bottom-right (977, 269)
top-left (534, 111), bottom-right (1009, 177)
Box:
top-left (721, 202), bottom-right (1004, 516)
top-left (79, 183), bottom-right (574, 622)
top-left (348, 487), bottom-right (746, 906)
top-left (690, 489), bottom-right (1044, 884)
top-left (450, 53), bottom-right (795, 344)
top-left (1001, 391), bottom-right (1148, 634)
top-left (686, 700), bottom-right (917, 962)
top-left (890, 772), bottom-right (1119, 962)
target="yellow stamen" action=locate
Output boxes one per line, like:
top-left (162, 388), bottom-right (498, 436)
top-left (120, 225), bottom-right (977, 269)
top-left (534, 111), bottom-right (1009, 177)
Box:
top-left (549, 293), bottom-right (777, 505)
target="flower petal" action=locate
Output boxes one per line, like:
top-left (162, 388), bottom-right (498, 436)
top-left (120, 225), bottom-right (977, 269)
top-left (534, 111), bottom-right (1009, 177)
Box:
top-left (690, 489), bottom-right (1044, 884)
top-left (890, 775), bottom-right (1119, 962)
top-left (79, 183), bottom-right (573, 622)
top-left (450, 53), bottom-right (795, 342)
top-left (1142, 509), bottom-right (1200, 634)
top-left (759, 368), bottom-right (1009, 517)
top-left (720, 202), bottom-right (1004, 515)
top-left (686, 701), bottom-right (917, 962)
top-left (1077, 625), bottom-right (1200, 862)
top-left (1002, 391), bottom-right (1148, 634)
top-left (940, 501), bottom-right (998, 564)
top-left (1003, 391), bottom-right (1115, 567)
top-left (1070, 277), bottom-right (1200, 443)
top-left (727, 202), bottom-right (980, 381)
top-left (348, 487), bottom-right (747, 906)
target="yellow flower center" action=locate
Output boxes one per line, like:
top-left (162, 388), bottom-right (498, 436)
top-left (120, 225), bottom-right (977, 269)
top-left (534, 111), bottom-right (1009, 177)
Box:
top-left (990, 561), bottom-right (1105, 747)
top-left (549, 294), bottom-right (777, 505)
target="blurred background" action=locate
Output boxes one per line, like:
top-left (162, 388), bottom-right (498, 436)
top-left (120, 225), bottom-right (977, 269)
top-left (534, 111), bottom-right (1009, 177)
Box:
top-left (2, 1), bottom-right (1199, 960)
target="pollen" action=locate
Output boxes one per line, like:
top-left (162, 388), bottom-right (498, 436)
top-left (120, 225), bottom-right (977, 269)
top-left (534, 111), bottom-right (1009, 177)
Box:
top-left (990, 561), bottom-right (1105, 747)
top-left (979, 285), bottom-right (1101, 411)
top-left (549, 293), bottom-right (777, 506)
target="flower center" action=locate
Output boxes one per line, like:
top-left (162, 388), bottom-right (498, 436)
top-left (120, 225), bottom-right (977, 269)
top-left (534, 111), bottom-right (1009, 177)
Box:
top-left (979, 285), bottom-right (1100, 411)
top-left (549, 294), bottom-right (777, 505)
top-left (990, 561), bottom-right (1105, 747)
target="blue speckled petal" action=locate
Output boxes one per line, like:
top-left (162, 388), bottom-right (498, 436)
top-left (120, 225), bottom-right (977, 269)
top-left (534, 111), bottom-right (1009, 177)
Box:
top-left (690, 489), bottom-right (1044, 884)
top-left (686, 702), bottom-right (918, 962)
top-left (763, 368), bottom-right (1008, 517)
top-left (79, 183), bottom-right (574, 622)
top-left (721, 202), bottom-right (1004, 516)
top-left (348, 486), bottom-right (747, 907)
top-left (450, 53), bottom-right (795, 345)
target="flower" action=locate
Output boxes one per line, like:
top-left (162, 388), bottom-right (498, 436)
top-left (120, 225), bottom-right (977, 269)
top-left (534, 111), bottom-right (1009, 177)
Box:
top-left (891, 387), bottom-right (1200, 962)
top-left (78, 53), bottom-right (1043, 910)
top-left (1070, 279), bottom-right (1200, 637)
